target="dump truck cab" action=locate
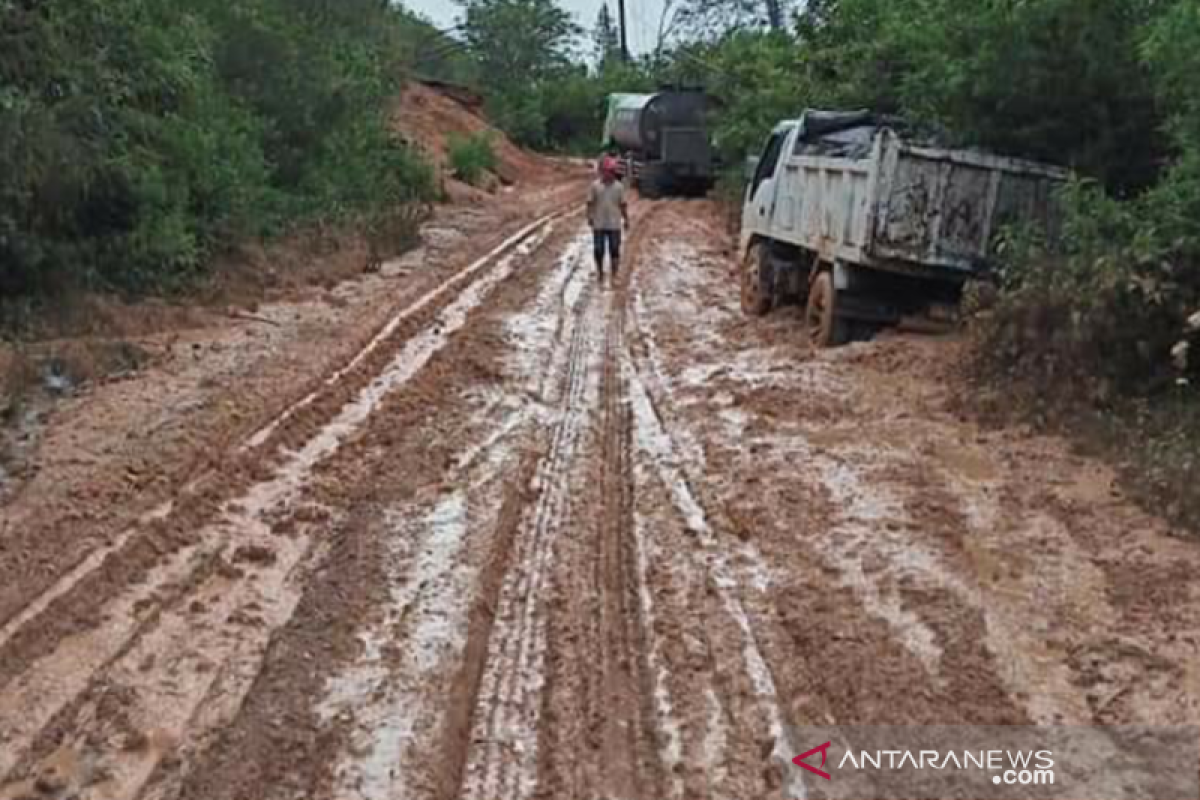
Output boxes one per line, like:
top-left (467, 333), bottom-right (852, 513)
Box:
top-left (740, 119), bottom-right (799, 260)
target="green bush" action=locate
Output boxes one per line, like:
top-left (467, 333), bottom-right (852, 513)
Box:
top-left (0, 0), bottom-right (438, 311)
top-left (487, 90), bottom-right (550, 149)
top-left (973, 0), bottom-right (1200, 402)
top-left (448, 132), bottom-right (499, 186)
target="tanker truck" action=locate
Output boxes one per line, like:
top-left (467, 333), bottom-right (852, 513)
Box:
top-left (602, 89), bottom-right (716, 198)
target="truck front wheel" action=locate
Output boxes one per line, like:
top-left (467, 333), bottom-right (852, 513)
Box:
top-left (740, 243), bottom-right (775, 316)
top-left (806, 271), bottom-right (849, 348)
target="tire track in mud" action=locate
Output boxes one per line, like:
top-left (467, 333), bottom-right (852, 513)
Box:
top-left (0, 215), bottom-right (566, 799)
top-left (446, 202), bottom-right (806, 800)
top-left (622, 354), bottom-right (805, 800)
top-left (0, 213), bottom-right (566, 670)
top-left (582, 278), bottom-right (659, 799)
top-left (624, 216), bottom-right (1032, 745)
top-left (611, 207), bottom-right (695, 800)
top-left (458, 244), bottom-right (603, 800)
top-left (456, 212), bottom-right (672, 800)
top-left (450, 201), bottom-right (811, 800)
top-left (312, 231), bottom-right (595, 800)
top-left (533, 251), bottom-right (665, 800)
top-left (621, 207), bottom-right (807, 800)
top-left (625, 211), bottom-right (1033, 767)
top-left (239, 213), bottom-right (569, 453)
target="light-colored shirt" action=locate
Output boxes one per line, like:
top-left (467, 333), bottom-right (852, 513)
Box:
top-left (588, 180), bottom-right (626, 231)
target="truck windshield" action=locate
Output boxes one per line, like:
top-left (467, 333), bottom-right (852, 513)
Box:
top-left (751, 132), bottom-right (786, 195)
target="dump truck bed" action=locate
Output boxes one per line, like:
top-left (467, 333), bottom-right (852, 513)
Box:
top-left (770, 129), bottom-right (1067, 277)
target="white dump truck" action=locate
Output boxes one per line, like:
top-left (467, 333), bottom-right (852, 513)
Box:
top-left (739, 110), bottom-right (1068, 346)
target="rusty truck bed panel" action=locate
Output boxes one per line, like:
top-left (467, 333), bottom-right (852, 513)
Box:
top-left (872, 137), bottom-right (1065, 272)
top-left (773, 132), bottom-right (1066, 277)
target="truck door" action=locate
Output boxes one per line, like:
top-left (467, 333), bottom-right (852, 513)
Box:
top-left (744, 130), bottom-right (788, 237)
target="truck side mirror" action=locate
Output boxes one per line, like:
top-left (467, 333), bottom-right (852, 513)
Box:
top-left (744, 155), bottom-right (760, 182)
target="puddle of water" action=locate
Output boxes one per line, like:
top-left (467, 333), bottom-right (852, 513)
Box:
top-left (321, 492), bottom-right (473, 800)
top-left (630, 513), bottom-right (686, 800)
top-left (505, 232), bottom-right (590, 382)
top-left (625, 355), bottom-right (806, 800)
top-left (453, 395), bottom-right (530, 475)
top-left (702, 686), bottom-right (730, 795)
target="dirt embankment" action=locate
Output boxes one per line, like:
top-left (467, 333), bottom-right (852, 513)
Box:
top-left (393, 81), bottom-right (559, 193)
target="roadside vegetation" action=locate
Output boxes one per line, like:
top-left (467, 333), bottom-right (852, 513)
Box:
top-left (448, 132), bottom-right (499, 186)
top-left (446, 0), bottom-right (652, 153)
top-left (0, 0), bottom-right (445, 323)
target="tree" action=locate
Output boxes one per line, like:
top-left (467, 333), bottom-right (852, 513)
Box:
top-left (0, 0), bottom-right (435, 302)
top-left (796, 0), bottom-right (838, 31)
top-left (696, 30), bottom-right (810, 163)
top-left (457, 0), bottom-right (579, 146)
top-left (593, 4), bottom-right (620, 68)
top-left (672, 0), bottom-right (796, 39)
top-left (764, 0), bottom-right (782, 29)
top-left (457, 0), bottom-right (579, 90)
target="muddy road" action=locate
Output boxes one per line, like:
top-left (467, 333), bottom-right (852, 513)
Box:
top-left (2, 190), bottom-right (1199, 800)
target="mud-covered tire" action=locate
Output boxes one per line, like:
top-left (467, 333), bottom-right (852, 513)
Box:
top-left (637, 174), bottom-right (660, 199)
top-left (636, 163), bottom-right (669, 198)
top-left (805, 270), bottom-right (849, 348)
top-left (740, 243), bottom-right (775, 316)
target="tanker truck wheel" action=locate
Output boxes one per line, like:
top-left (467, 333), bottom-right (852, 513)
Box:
top-left (740, 243), bottom-right (775, 316)
top-left (806, 270), bottom-right (849, 348)
top-left (637, 164), bottom-right (664, 199)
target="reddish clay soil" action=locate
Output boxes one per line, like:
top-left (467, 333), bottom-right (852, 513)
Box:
top-left (395, 81), bottom-right (560, 191)
top-left (1, 193), bottom-right (1198, 800)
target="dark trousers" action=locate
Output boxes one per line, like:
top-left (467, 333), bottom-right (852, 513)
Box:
top-left (593, 229), bottom-right (622, 269)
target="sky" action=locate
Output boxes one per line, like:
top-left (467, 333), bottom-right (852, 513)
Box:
top-left (403, 0), bottom-right (671, 56)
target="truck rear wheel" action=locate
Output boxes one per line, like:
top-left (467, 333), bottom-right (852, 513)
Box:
top-left (740, 243), bottom-right (775, 316)
top-left (637, 168), bottom-right (663, 199)
top-left (806, 271), bottom-right (849, 348)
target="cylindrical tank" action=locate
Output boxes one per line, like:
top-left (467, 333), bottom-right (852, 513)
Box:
top-left (603, 90), bottom-right (709, 160)
top-left (605, 93), bottom-right (656, 153)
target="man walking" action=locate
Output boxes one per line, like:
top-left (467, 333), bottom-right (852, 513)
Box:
top-left (587, 156), bottom-right (628, 284)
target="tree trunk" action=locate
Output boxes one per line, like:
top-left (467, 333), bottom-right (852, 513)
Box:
top-left (617, 0), bottom-right (630, 60)
top-left (765, 0), bottom-right (783, 29)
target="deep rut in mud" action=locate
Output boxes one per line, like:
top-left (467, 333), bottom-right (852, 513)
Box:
top-left (3, 195), bottom-right (1200, 800)
top-left (0, 210), bottom-right (571, 799)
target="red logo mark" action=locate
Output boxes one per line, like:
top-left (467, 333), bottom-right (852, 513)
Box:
top-left (793, 741), bottom-right (833, 780)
